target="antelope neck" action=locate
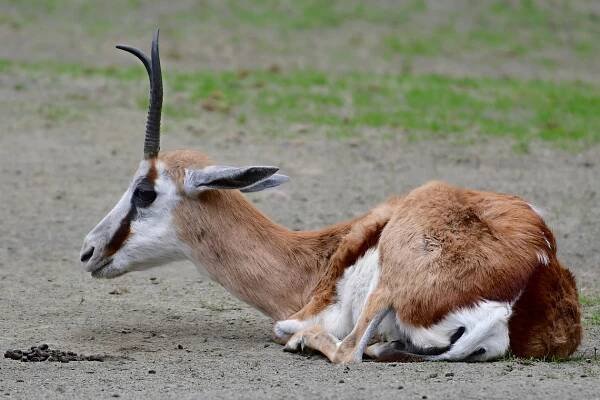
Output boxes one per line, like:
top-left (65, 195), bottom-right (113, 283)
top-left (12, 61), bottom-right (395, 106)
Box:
top-left (174, 190), bottom-right (352, 320)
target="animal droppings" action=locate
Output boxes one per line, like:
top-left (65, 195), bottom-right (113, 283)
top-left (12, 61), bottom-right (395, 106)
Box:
top-left (4, 345), bottom-right (105, 363)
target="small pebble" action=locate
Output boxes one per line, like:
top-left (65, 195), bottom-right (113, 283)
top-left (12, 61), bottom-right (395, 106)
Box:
top-left (445, 372), bottom-right (454, 377)
top-left (148, 370), bottom-right (156, 374)
top-left (428, 373), bottom-right (438, 379)
top-left (177, 344), bottom-right (184, 350)
top-left (397, 385), bottom-right (404, 390)
top-left (338, 379), bottom-right (344, 383)
top-left (581, 374), bottom-right (588, 378)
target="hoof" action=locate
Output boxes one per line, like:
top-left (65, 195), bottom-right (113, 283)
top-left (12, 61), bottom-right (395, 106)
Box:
top-left (283, 333), bottom-right (306, 353)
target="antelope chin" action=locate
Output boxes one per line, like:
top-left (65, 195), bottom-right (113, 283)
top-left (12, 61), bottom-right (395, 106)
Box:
top-left (91, 259), bottom-right (127, 279)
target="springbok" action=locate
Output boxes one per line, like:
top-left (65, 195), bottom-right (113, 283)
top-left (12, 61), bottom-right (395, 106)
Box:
top-left (80, 31), bottom-right (581, 363)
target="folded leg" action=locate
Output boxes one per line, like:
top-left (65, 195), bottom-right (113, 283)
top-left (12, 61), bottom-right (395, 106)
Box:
top-left (285, 289), bottom-right (390, 363)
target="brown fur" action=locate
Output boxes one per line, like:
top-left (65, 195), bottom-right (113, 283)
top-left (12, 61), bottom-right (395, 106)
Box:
top-left (288, 181), bottom-right (580, 361)
top-left (158, 150), bottom-right (580, 360)
top-left (146, 159), bottom-right (158, 183)
top-left (104, 208), bottom-right (134, 257)
top-left (292, 200), bottom-right (398, 320)
top-left (378, 181), bottom-right (554, 327)
top-left (161, 150), bottom-right (353, 320)
top-left (509, 257), bottom-right (582, 359)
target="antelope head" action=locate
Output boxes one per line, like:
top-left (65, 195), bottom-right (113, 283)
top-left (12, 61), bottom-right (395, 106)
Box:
top-left (80, 30), bottom-right (288, 279)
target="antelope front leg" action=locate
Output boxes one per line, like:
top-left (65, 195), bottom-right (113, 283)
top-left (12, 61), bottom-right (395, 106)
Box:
top-left (284, 291), bottom-right (390, 364)
top-left (273, 318), bottom-right (311, 344)
top-left (284, 325), bottom-right (341, 362)
top-left (330, 291), bottom-right (390, 363)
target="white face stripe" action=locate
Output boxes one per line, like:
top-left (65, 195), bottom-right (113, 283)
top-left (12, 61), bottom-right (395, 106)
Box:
top-left (81, 160), bottom-right (151, 273)
top-left (112, 161), bottom-right (185, 272)
top-left (81, 160), bottom-right (186, 278)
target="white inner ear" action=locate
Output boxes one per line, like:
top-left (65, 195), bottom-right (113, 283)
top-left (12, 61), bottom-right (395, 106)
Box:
top-left (183, 168), bottom-right (207, 196)
top-left (183, 166), bottom-right (233, 196)
top-left (183, 165), bottom-right (281, 196)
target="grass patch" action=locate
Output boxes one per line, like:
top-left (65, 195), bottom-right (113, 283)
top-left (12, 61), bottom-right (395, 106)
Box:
top-left (580, 295), bottom-right (600, 307)
top-left (589, 312), bottom-right (600, 326)
top-left (382, 0), bottom-right (599, 62)
top-left (4, 0), bottom-right (426, 33)
top-left (143, 69), bottom-right (600, 146)
top-left (38, 104), bottom-right (75, 122)
top-left (581, 294), bottom-right (600, 327)
top-left (142, 68), bottom-right (600, 146)
top-left (7, 0), bottom-right (597, 62)
top-left (3, 58), bottom-right (600, 146)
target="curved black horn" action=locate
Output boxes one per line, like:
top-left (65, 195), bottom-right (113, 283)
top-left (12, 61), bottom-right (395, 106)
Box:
top-left (116, 29), bottom-right (162, 159)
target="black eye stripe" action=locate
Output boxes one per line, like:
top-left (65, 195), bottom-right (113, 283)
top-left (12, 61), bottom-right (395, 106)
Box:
top-left (105, 205), bottom-right (136, 257)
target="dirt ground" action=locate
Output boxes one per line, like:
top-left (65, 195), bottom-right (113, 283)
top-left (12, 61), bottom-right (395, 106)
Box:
top-left (1, 102), bottom-right (599, 399)
top-left (2, 1), bottom-right (600, 399)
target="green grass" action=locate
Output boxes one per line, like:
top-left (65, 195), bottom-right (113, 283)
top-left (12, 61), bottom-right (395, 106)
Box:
top-left (581, 295), bottom-right (600, 327)
top-left (4, 58), bottom-right (600, 146)
top-left (382, 0), bottom-right (599, 61)
top-left (4, 0), bottom-right (597, 62)
top-left (2, 0), bottom-right (426, 32)
top-left (580, 295), bottom-right (600, 307)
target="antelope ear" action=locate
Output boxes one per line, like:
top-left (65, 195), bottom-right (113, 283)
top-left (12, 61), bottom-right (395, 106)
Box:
top-left (240, 173), bottom-right (289, 193)
top-left (184, 165), bottom-right (286, 196)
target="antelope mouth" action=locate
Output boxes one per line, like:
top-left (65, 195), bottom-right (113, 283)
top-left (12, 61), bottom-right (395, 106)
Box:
top-left (90, 258), bottom-right (121, 279)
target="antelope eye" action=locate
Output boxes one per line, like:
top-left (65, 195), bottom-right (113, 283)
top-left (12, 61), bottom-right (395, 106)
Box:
top-left (133, 186), bottom-right (157, 207)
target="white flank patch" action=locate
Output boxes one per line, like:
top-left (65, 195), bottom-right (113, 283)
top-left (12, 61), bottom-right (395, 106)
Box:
top-left (312, 248), bottom-right (382, 339)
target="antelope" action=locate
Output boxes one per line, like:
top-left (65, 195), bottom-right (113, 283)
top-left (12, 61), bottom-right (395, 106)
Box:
top-left (80, 31), bottom-right (581, 363)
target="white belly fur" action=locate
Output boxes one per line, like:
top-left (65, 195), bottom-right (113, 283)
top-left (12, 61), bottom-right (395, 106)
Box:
top-left (276, 247), bottom-right (513, 361)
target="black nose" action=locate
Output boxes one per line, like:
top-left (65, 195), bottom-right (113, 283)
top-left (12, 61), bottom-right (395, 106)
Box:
top-left (81, 247), bottom-right (95, 263)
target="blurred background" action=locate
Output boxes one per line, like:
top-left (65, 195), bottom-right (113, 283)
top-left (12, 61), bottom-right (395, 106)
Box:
top-left (2, 0), bottom-right (599, 148)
